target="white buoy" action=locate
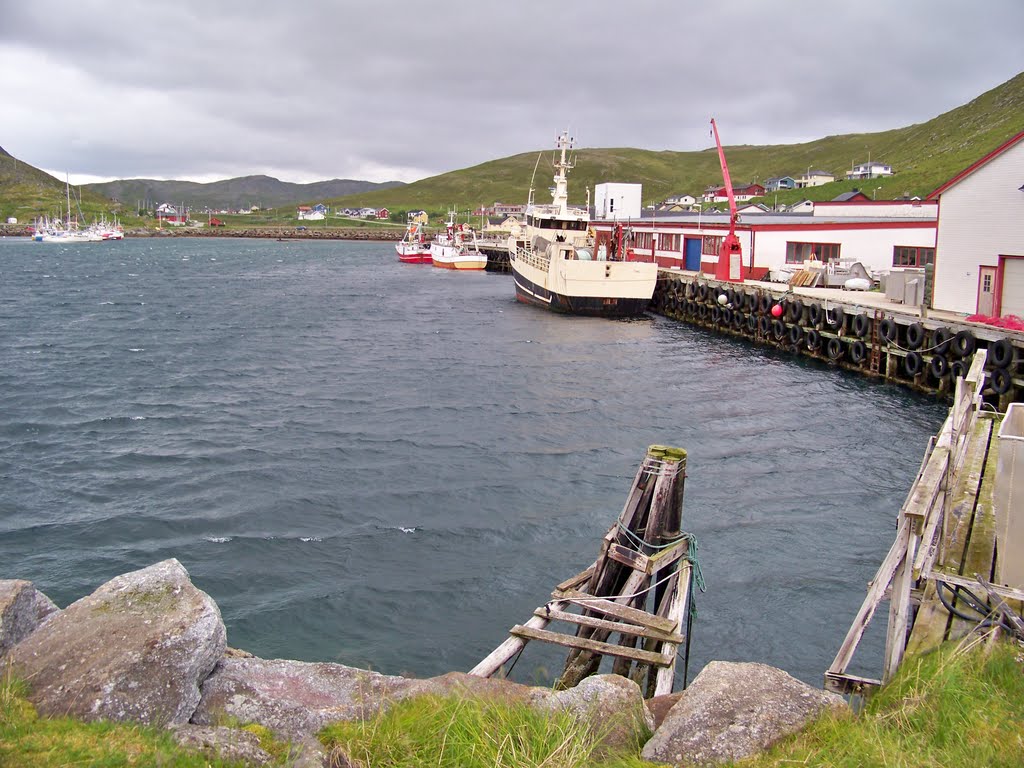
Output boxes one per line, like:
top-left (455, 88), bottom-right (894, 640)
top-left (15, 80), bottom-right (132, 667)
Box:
top-left (717, 293), bottom-right (728, 305)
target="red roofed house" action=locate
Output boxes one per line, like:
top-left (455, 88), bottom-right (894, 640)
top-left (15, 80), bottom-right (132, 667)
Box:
top-left (928, 131), bottom-right (1024, 317)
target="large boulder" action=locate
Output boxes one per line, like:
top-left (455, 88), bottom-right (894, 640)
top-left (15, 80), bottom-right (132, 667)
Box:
top-left (171, 725), bottom-right (273, 766)
top-left (0, 579), bottom-right (59, 658)
top-left (7, 559), bottom-right (226, 726)
top-left (535, 674), bottom-right (654, 754)
top-left (641, 661), bottom-right (847, 766)
top-left (192, 656), bottom-right (417, 741)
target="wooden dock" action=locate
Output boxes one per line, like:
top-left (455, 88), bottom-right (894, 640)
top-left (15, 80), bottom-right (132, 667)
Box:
top-left (469, 445), bottom-right (700, 698)
top-left (826, 350), bottom-right (1024, 695)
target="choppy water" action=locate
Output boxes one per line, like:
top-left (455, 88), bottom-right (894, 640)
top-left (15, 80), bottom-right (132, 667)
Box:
top-left (0, 236), bottom-right (946, 686)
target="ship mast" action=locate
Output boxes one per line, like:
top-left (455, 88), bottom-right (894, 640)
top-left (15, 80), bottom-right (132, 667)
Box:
top-left (550, 131), bottom-right (575, 217)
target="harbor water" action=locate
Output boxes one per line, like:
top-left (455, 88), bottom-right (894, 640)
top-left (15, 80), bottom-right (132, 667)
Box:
top-left (0, 236), bottom-right (946, 687)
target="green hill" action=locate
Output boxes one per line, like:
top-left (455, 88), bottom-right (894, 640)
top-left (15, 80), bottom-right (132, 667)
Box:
top-left (327, 70), bottom-right (1024, 216)
top-left (2, 71), bottom-right (1022, 226)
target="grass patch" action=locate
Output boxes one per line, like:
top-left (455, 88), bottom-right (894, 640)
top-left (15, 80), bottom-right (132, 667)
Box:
top-left (738, 635), bottom-right (1024, 768)
top-left (318, 693), bottom-right (648, 768)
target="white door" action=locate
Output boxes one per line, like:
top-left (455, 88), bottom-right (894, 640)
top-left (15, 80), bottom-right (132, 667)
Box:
top-left (1000, 257), bottom-right (1024, 317)
top-left (977, 266), bottom-right (996, 315)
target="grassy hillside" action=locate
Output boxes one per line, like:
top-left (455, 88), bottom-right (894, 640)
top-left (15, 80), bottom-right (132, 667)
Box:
top-left (85, 175), bottom-right (405, 212)
top-left (2, 71), bottom-right (1022, 227)
top-left (331, 71), bottom-right (1024, 216)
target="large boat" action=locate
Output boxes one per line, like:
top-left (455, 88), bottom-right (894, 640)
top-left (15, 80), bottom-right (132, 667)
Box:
top-left (508, 131), bottom-right (658, 317)
top-left (429, 212), bottom-right (487, 270)
top-left (395, 220), bottom-right (431, 263)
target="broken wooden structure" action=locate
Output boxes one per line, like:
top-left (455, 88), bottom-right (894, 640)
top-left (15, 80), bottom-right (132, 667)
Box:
top-left (469, 445), bottom-right (701, 698)
top-left (826, 349), bottom-right (1024, 695)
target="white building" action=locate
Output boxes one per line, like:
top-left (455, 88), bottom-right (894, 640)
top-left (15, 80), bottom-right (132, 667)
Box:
top-left (594, 182), bottom-right (642, 221)
top-left (929, 131), bottom-right (1024, 316)
top-left (795, 169), bottom-right (835, 188)
top-left (813, 200), bottom-right (937, 219)
top-left (846, 161), bottom-right (894, 180)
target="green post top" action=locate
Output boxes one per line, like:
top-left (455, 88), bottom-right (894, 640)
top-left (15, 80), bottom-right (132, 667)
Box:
top-left (647, 445), bottom-right (688, 461)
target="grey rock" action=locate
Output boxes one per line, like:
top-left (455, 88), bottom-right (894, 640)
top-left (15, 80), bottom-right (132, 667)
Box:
top-left (535, 674), bottom-right (655, 754)
top-left (641, 661), bottom-right (847, 766)
top-left (193, 655), bottom-right (416, 741)
top-left (171, 724), bottom-right (273, 766)
top-left (0, 579), bottom-right (59, 658)
top-left (7, 558), bottom-right (226, 726)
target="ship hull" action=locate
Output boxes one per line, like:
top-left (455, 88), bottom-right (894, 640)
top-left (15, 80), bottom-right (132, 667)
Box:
top-left (511, 265), bottom-right (652, 317)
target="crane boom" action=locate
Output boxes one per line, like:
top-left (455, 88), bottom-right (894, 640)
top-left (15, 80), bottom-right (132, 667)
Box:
top-left (710, 118), bottom-right (746, 282)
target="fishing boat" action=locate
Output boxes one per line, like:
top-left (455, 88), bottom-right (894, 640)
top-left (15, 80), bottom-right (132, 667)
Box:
top-left (507, 131), bottom-right (657, 317)
top-left (395, 220), bottom-right (431, 263)
top-left (429, 212), bottom-right (487, 270)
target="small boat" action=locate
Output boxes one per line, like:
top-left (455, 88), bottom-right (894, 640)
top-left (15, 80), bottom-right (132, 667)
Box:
top-left (395, 220), bottom-right (431, 264)
top-left (429, 212), bottom-right (487, 270)
top-left (508, 131), bottom-right (657, 316)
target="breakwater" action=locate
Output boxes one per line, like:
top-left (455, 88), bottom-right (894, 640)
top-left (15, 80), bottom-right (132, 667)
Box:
top-left (0, 224), bottom-right (403, 240)
top-left (651, 273), bottom-right (1023, 405)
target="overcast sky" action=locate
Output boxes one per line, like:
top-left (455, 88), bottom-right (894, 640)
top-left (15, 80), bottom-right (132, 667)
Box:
top-left (2, 1), bottom-right (1021, 186)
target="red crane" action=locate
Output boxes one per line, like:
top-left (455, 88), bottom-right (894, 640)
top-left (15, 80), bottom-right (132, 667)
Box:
top-left (710, 118), bottom-right (746, 282)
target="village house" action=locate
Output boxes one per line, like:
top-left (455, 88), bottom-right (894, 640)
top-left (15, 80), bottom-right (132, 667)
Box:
top-left (846, 161), bottom-right (894, 180)
top-left (794, 169), bottom-right (835, 188)
top-left (155, 203), bottom-right (187, 225)
top-left (764, 176), bottom-right (797, 192)
top-left (297, 204), bottom-right (327, 221)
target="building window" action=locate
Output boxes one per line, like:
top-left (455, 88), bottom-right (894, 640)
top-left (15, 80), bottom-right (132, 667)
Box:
top-left (702, 235), bottom-right (723, 256)
top-left (982, 273), bottom-right (992, 292)
top-left (892, 246), bottom-right (935, 267)
top-left (785, 241), bottom-right (840, 264)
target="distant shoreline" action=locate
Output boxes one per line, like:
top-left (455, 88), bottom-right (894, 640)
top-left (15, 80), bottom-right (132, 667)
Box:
top-left (0, 225), bottom-right (403, 241)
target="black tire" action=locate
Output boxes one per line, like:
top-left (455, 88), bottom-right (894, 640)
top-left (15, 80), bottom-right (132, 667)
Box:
top-left (697, 283), bottom-right (708, 300)
top-left (786, 299), bottom-right (804, 324)
top-left (687, 300), bottom-right (698, 316)
top-left (772, 319), bottom-right (786, 340)
top-left (732, 310), bottom-right (744, 330)
top-left (991, 338), bottom-right (1015, 369)
top-left (930, 354), bottom-right (949, 379)
top-left (686, 281), bottom-right (697, 299)
top-left (758, 294), bottom-right (771, 314)
top-left (951, 330), bottom-right (976, 358)
top-left (905, 351), bottom-right (924, 376)
top-left (789, 324), bottom-right (804, 346)
top-left (721, 307), bottom-right (733, 325)
top-left (991, 367), bottom-right (1013, 395)
top-left (711, 306), bottom-right (721, 324)
top-left (879, 318), bottom-right (897, 343)
top-left (905, 323), bottom-right (925, 350)
top-left (806, 328), bottom-right (821, 351)
top-left (825, 305), bottom-right (845, 331)
top-left (808, 303), bottom-right (822, 327)
top-left (950, 360), bottom-right (968, 379)
top-left (746, 314), bottom-right (757, 333)
top-left (827, 337), bottom-right (843, 360)
top-left (745, 292), bottom-right (757, 312)
top-left (850, 340), bottom-right (867, 364)
top-left (931, 327), bottom-right (952, 355)
top-left (852, 313), bottom-right (870, 338)
top-left (758, 316), bottom-right (770, 335)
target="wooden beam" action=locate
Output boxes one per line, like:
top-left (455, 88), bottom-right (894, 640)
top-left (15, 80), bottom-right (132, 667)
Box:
top-left (828, 521), bottom-right (911, 679)
top-left (468, 599), bottom-right (567, 678)
top-left (654, 563), bottom-right (691, 697)
top-left (532, 606), bottom-right (684, 644)
top-left (554, 565), bottom-right (596, 594)
top-left (554, 588), bottom-right (678, 633)
top-left (824, 671), bottom-right (881, 696)
top-left (607, 543), bottom-right (651, 573)
top-left (884, 532), bottom-right (918, 682)
top-left (510, 625), bottom-right (672, 667)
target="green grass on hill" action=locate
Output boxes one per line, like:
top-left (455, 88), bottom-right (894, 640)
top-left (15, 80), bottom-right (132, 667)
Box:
top-left (2, 636), bottom-right (1022, 767)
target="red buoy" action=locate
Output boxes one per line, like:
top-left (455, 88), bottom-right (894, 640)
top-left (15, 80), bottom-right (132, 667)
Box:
top-left (771, 304), bottom-right (783, 318)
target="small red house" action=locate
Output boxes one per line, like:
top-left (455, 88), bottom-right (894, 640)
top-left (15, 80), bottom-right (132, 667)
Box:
top-left (376, 208), bottom-right (390, 219)
top-left (209, 217), bottom-right (225, 227)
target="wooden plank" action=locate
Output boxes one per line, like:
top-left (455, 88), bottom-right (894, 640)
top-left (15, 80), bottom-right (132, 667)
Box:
top-left (827, 520), bottom-right (911, 678)
top-left (948, 425), bottom-right (1001, 640)
top-left (607, 543), bottom-right (651, 573)
top-left (976, 576), bottom-right (1024, 641)
top-left (554, 588), bottom-right (678, 633)
top-left (510, 625), bottom-right (672, 667)
top-left (905, 580), bottom-right (951, 655)
top-left (903, 445), bottom-right (950, 521)
top-left (884, 532), bottom-right (918, 682)
top-left (654, 562), bottom-right (691, 697)
top-left (468, 599), bottom-right (567, 678)
top-left (532, 606), bottom-right (684, 644)
top-left (927, 572), bottom-right (1024, 603)
top-left (824, 671), bottom-right (881, 696)
top-left (647, 539), bottom-right (690, 571)
top-left (554, 564), bottom-right (596, 593)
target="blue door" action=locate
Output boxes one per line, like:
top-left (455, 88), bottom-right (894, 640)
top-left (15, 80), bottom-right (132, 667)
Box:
top-left (684, 238), bottom-right (701, 271)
